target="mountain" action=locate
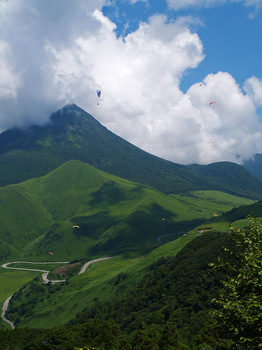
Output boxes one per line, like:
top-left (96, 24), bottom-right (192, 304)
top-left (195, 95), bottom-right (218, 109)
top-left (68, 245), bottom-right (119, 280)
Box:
top-left (0, 104), bottom-right (262, 198)
top-left (214, 199), bottom-right (262, 224)
top-left (0, 160), bottom-right (206, 262)
top-left (0, 160), bottom-right (254, 263)
top-left (242, 153), bottom-right (262, 181)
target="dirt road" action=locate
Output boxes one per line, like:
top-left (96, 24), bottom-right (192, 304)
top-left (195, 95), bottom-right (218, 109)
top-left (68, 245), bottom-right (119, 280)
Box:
top-left (1, 295), bottom-right (15, 329)
top-left (79, 257), bottom-right (112, 274)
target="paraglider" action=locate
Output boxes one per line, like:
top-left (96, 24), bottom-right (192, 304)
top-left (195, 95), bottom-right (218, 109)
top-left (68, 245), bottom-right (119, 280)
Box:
top-left (72, 225), bottom-right (80, 234)
top-left (209, 101), bottom-right (216, 105)
top-left (96, 90), bottom-right (101, 105)
top-left (48, 252), bottom-right (53, 255)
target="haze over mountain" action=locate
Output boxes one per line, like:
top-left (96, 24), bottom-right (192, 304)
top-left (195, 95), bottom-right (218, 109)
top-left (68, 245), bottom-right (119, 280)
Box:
top-left (242, 153), bottom-right (262, 182)
top-left (0, 104), bottom-right (262, 199)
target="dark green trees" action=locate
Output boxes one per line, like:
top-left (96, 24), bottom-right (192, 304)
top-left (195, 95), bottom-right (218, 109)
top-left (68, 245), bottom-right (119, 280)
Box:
top-left (211, 216), bottom-right (262, 349)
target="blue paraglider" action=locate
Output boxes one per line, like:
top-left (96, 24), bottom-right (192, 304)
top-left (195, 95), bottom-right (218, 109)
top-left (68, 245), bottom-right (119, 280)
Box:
top-left (96, 90), bottom-right (102, 105)
top-left (96, 90), bottom-right (101, 98)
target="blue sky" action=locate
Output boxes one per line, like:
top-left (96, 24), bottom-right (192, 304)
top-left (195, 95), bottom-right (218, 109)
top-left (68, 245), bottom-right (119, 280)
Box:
top-left (0, 0), bottom-right (262, 165)
top-left (102, 0), bottom-right (262, 91)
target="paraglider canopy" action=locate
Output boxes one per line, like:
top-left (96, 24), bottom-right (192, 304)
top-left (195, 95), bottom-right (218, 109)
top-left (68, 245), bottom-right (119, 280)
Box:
top-left (209, 101), bottom-right (216, 105)
top-left (96, 90), bottom-right (101, 98)
top-left (48, 252), bottom-right (53, 255)
top-left (72, 225), bottom-right (80, 228)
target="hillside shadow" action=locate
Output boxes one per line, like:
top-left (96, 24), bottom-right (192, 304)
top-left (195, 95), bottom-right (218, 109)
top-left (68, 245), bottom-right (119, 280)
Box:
top-left (72, 211), bottom-right (116, 239)
top-left (89, 182), bottom-right (127, 207)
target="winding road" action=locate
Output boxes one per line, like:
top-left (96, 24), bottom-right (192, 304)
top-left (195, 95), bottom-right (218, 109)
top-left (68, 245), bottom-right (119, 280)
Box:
top-left (1, 257), bottom-right (112, 329)
top-left (1, 295), bottom-right (15, 329)
top-left (79, 257), bottom-right (112, 274)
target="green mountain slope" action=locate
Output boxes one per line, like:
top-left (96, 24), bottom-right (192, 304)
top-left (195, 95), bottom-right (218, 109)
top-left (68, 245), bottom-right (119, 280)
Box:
top-left (0, 160), bottom-right (255, 263)
top-left (0, 104), bottom-right (261, 198)
top-left (4, 230), bottom-right (233, 347)
top-left (214, 199), bottom-right (262, 224)
top-left (69, 231), bottom-right (234, 344)
top-left (0, 160), bottom-right (205, 262)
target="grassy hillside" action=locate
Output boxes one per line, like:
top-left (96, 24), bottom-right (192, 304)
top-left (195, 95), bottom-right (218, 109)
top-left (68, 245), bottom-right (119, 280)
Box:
top-left (0, 104), bottom-right (261, 198)
top-left (0, 160), bottom-right (255, 263)
top-left (4, 234), bottom-right (197, 329)
top-left (0, 269), bottom-right (40, 329)
top-left (71, 231), bottom-right (235, 344)
top-left (4, 230), bottom-right (234, 348)
top-left (188, 195), bottom-right (262, 236)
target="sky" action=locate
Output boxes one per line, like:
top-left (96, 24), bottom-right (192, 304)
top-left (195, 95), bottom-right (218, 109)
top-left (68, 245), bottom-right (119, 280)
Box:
top-left (0, 0), bottom-right (262, 165)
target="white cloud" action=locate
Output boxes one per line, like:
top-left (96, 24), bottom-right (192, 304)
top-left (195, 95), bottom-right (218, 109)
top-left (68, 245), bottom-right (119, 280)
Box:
top-left (49, 11), bottom-right (262, 164)
top-left (0, 0), bottom-right (261, 165)
top-left (0, 40), bottom-right (20, 99)
top-left (244, 76), bottom-right (262, 106)
top-left (185, 72), bottom-right (262, 164)
top-left (0, 0), bottom-right (106, 129)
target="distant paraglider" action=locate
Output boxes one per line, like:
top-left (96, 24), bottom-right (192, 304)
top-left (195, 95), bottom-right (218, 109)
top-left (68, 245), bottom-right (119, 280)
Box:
top-left (209, 101), bottom-right (216, 106)
top-left (48, 252), bottom-right (53, 255)
top-left (96, 89), bottom-right (101, 105)
top-left (72, 225), bottom-right (80, 234)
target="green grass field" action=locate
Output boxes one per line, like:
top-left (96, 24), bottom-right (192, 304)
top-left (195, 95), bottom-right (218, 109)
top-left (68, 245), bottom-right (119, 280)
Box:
top-left (0, 268), bottom-right (40, 328)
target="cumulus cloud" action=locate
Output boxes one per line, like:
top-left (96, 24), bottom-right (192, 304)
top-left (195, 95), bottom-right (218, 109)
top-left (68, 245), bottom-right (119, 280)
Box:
top-left (0, 0), bottom-right (261, 165)
top-left (244, 77), bottom-right (262, 106)
top-left (0, 0), bottom-right (105, 129)
top-left (49, 10), bottom-right (262, 164)
top-left (185, 72), bottom-right (262, 164)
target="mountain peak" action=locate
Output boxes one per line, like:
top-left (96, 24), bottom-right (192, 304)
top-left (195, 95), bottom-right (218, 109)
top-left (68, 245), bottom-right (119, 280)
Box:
top-left (0, 104), bottom-right (261, 198)
top-left (50, 104), bottom-right (98, 127)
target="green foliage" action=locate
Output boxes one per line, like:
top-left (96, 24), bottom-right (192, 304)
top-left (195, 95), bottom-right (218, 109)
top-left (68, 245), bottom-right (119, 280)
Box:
top-left (0, 319), bottom-right (123, 350)
top-left (0, 319), bottom-right (185, 349)
top-left (3, 235), bottom-right (193, 329)
top-left (70, 232), bottom-right (234, 345)
top-left (210, 216), bottom-right (262, 349)
top-left (74, 347), bottom-right (99, 350)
